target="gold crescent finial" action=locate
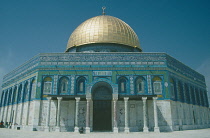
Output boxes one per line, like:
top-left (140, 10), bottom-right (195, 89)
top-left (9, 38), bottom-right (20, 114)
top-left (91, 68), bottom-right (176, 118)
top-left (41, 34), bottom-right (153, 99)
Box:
top-left (102, 6), bottom-right (106, 15)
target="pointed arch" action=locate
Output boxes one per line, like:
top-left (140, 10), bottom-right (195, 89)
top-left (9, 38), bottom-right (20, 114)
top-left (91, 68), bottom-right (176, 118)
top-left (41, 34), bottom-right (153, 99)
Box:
top-left (4, 90), bottom-right (8, 106)
top-left (12, 86), bottom-right (17, 103)
top-left (152, 76), bottom-right (162, 94)
top-left (190, 86), bottom-right (195, 104)
top-left (177, 81), bottom-right (183, 102)
top-left (184, 83), bottom-right (190, 104)
top-left (58, 76), bottom-right (69, 94)
top-left (17, 84), bottom-right (22, 103)
top-left (43, 77), bottom-right (53, 94)
top-left (118, 76), bottom-right (127, 93)
top-left (91, 81), bottom-right (113, 100)
top-left (200, 90), bottom-right (205, 106)
top-left (23, 81), bottom-right (29, 101)
top-left (135, 76), bottom-right (145, 94)
top-left (8, 88), bottom-right (12, 104)
top-left (76, 76), bottom-right (86, 94)
top-left (0, 91), bottom-right (4, 107)
top-left (31, 79), bottom-right (36, 99)
top-left (170, 78), bottom-right (176, 100)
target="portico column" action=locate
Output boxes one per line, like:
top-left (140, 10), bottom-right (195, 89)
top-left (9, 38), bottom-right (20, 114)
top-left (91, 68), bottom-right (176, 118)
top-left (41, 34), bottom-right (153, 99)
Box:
top-left (74, 97), bottom-right (80, 132)
top-left (142, 97), bottom-right (149, 132)
top-left (85, 98), bottom-right (91, 133)
top-left (44, 97), bottom-right (52, 132)
top-left (153, 97), bottom-right (160, 132)
top-left (113, 98), bottom-right (118, 133)
top-left (55, 97), bottom-right (62, 132)
top-left (124, 97), bottom-right (130, 133)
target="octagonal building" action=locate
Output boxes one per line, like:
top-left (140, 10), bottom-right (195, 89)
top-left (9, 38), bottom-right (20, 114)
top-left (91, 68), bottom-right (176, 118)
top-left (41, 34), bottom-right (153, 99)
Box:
top-left (0, 13), bottom-right (210, 133)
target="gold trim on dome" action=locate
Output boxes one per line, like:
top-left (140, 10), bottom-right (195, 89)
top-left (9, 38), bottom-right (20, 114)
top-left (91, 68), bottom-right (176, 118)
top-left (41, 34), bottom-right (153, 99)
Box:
top-left (66, 15), bottom-right (141, 51)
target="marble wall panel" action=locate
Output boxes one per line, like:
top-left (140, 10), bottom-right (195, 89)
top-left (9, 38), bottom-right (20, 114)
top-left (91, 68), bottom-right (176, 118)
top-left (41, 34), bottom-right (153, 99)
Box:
top-left (156, 100), bottom-right (173, 131)
top-left (31, 100), bottom-right (41, 128)
top-left (117, 101), bottom-right (125, 128)
top-left (49, 100), bottom-right (57, 126)
top-left (78, 101), bottom-right (86, 127)
top-left (28, 101), bottom-right (34, 125)
top-left (68, 100), bottom-right (75, 127)
top-left (171, 101), bottom-right (179, 126)
top-left (129, 101), bottom-right (139, 131)
top-left (22, 102), bottom-right (28, 125)
top-left (60, 101), bottom-right (69, 126)
top-left (136, 100), bottom-right (143, 131)
top-left (6, 106), bottom-right (12, 122)
top-left (147, 100), bottom-right (154, 131)
top-left (39, 101), bottom-right (47, 126)
top-left (16, 104), bottom-right (22, 125)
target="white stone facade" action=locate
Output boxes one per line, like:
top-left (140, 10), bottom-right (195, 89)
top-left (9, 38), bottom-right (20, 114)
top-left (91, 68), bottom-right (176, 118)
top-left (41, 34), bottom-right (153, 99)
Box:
top-left (1, 98), bottom-right (209, 132)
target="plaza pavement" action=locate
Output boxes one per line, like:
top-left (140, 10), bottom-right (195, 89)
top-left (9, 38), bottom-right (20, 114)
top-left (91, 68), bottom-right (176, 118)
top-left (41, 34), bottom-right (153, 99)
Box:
top-left (0, 128), bottom-right (210, 138)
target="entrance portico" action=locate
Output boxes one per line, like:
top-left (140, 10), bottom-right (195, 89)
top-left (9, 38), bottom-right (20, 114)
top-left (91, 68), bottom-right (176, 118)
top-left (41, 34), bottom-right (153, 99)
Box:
top-left (45, 92), bottom-right (159, 133)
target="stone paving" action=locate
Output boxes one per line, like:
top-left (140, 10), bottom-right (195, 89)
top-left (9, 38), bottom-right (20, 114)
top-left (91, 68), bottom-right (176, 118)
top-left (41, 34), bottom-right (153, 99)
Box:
top-left (0, 128), bottom-right (210, 138)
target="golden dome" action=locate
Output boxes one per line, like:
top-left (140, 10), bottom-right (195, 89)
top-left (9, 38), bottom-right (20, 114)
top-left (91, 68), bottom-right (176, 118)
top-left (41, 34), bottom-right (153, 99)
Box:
top-left (66, 15), bottom-right (141, 51)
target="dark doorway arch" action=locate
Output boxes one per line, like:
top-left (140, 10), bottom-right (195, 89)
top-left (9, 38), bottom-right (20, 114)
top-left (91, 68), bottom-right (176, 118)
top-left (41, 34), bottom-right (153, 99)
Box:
top-left (92, 82), bottom-right (112, 131)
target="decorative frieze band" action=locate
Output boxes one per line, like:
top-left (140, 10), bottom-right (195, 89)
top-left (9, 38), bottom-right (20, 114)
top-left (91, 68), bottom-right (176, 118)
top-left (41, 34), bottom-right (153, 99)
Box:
top-left (39, 53), bottom-right (166, 62)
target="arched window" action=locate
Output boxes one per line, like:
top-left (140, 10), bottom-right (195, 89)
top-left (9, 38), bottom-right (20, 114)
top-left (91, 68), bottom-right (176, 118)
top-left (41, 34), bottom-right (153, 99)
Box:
top-left (23, 82), bottom-right (29, 101)
top-left (200, 90), bottom-right (205, 106)
top-left (31, 79), bottom-right (36, 99)
top-left (0, 92), bottom-right (4, 107)
top-left (190, 86), bottom-right (195, 105)
top-left (170, 79), bottom-right (176, 100)
top-left (76, 77), bottom-right (85, 93)
top-left (79, 82), bottom-right (83, 91)
top-left (8, 89), bottom-right (12, 104)
top-left (184, 84), bottom-right (190, 103)
top-left (135, 77), bottom-right (145, 94)
top-left (17, 85), bottom-right (22, 102)
top-left (118, 77), bottom-right (127, 93)
top-left (4, 91), bottom-right (8, 106)
top-left (195, 88), bottom-right (200, 105)
top-left (59, 77), bottom-right (69, 94)
top-left (198, 89), bottom-right (201, 106)
top-left (204, 91), bottom-right (209, 107)
top-left (202, 91), bottom-right (206, 106)
top-left (177, 81), bottom-right (184, 102)
top-left (152, 76), bottom-right (162, 94)
top-left (43, 77), bottom-right (52, 94)
top-left (12, 87), bottom-right (17, 103)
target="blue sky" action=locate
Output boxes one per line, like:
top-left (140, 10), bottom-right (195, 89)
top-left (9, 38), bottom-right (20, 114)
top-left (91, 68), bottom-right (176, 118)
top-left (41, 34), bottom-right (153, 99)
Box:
top-left (0, 0), bottom-right (210, 98)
